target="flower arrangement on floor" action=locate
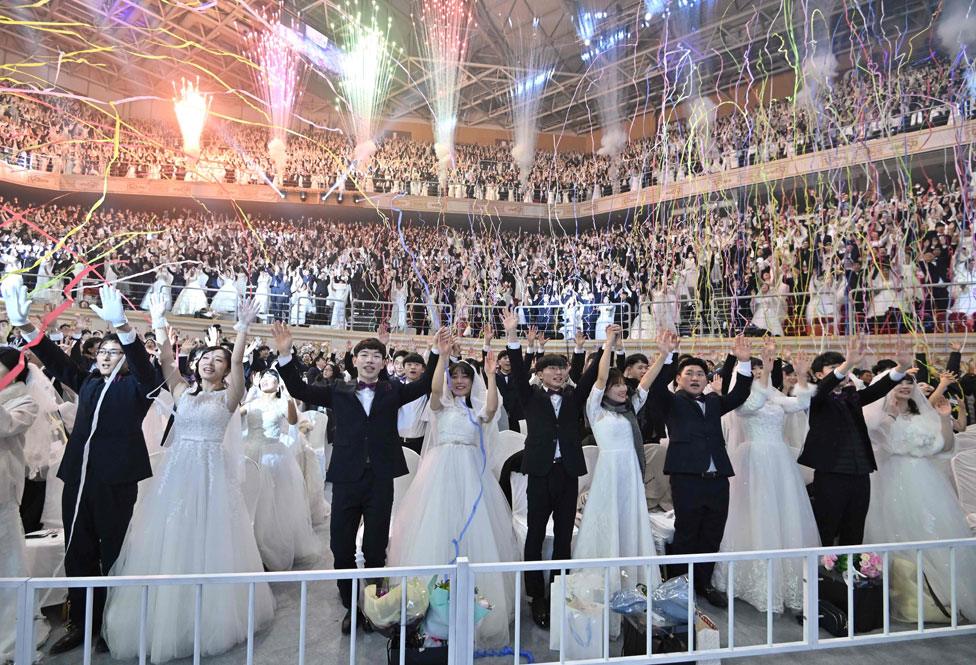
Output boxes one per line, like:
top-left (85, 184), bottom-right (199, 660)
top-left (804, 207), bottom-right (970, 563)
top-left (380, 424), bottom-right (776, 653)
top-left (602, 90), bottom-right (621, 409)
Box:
top-left (821, 552), bottom-right (884, 586)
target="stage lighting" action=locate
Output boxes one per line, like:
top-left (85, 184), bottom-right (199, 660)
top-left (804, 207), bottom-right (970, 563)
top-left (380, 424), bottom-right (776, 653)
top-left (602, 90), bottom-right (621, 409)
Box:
top-left (300, 190), bottom-right (307, 201)
top-left (353, 194), bottom-right (363, 204)
top-left (337, 191), bottom-right (344, 203)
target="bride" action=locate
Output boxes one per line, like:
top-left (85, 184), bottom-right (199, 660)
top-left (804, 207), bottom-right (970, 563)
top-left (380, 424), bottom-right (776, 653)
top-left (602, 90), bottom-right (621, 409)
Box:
top-left (574, 325), bottom-right (666, 586)
top-left (241, 371), bottom-right (320, 571)
top-left (103, 295), bottom-right (274, 663)
top-left (387, 331), bottom-right (519, 646)
top-left (863, 369), bottom-right (976, 622)
top-left (712, 340), bottom-right (820, 613)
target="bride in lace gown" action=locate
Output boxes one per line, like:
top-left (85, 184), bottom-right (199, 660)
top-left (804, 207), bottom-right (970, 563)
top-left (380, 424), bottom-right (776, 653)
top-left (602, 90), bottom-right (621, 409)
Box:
top-left (864, 370), bottom-right (976, 622)
top-left (103, 296), bottom-right (274, 663)
top-left (712, 342), bottom-right (820, 613)
top-left (387, 337), bottom-right (519, 647)
top-left (574, 326), bottom-right (667, 599)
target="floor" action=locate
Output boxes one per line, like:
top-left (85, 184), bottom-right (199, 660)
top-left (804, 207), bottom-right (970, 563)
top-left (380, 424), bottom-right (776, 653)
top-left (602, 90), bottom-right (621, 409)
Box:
top-left (34, 526), bottom-right (976, 665)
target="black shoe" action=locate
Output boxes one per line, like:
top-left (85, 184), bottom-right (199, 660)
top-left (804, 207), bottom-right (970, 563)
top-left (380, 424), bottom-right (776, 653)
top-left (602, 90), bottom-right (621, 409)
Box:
top-left (703, 586), bottom-right (728, 609)
top-left (49, 623), bottom-right (85, 655)
top-left (340, 610), bottom-right (371, 635)
top-left (530, 597), bottom-right (550, 629)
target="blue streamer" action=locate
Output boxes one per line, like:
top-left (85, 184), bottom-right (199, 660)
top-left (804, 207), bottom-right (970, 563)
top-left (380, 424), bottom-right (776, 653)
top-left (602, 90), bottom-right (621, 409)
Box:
top-left (474, 646), bottom-right (535, 663)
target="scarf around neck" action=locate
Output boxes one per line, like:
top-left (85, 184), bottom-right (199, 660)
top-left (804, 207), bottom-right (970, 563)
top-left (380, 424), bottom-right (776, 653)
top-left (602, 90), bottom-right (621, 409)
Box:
top-left (601, 394), bottom-right (645, 474)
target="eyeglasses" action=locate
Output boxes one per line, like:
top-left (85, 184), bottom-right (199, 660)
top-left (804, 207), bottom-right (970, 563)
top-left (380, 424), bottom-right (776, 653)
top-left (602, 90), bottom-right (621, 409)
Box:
top-left (96, 349), bottom-right (123, 358)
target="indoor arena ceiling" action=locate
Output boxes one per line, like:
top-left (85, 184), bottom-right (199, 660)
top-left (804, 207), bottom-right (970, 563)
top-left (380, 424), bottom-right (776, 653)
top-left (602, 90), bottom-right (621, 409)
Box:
top-left (1, 0), bottom-right (940, 135)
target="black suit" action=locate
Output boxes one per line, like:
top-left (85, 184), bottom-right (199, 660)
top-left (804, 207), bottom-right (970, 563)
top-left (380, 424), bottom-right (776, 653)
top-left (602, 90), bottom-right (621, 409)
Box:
top-left (509, 345), bottom-right (597, 599)
top-left (647, 366), bottom-right (753, 591)
top-left (277, 353), bottom-right (436, 608)
top-left (800, 370), bottom-right (897, 546)
top-left (31, 333), bottom-right (157, 630)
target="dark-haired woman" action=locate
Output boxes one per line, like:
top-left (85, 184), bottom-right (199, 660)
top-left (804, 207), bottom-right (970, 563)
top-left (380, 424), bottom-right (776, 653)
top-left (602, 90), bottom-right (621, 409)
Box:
top-left (572, 325), bottom-right (665, 633)
top-left (241, 370), bottom-right (319, 571)
top-left (103, 295), bottom-right (274, 664)
top-left (387, 331), bottom-right (519, 647)
top-left (0, 347), bottom-right (39, 661)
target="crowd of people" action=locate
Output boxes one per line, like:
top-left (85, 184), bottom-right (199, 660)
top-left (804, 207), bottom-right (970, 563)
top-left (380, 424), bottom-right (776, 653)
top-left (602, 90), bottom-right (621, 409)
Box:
top-left (0, 56), bottom-right (966, 203)
top-left (1, 280), bottom-right (974, 663)
top-left (0, 173), bottom-right (973, 343)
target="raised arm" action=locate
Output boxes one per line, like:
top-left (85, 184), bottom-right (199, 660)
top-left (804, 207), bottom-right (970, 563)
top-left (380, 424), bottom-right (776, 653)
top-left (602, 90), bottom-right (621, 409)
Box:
top-left (2, 275), bottom-right (87, 391)
top-left (225, 298), bottom-right (260, 410)
top-left (90, 285), bottom-right (159, 395)
top-left (503, 307), bottom-right (532, 402)
top-left (271, 321), bottom-right (333, 408)
top-left (593, 325), bottom-right (617, 391)
top-left (399, 330), bottom-right (443, 405)
top-left (640, 330), bottom-right (677, 393)
top-left (719, 335), bottom-right (755, 414)
top-left (428, 328), bottom-right (452, 412)
top-left (482, 350), bottom-right (499, 422)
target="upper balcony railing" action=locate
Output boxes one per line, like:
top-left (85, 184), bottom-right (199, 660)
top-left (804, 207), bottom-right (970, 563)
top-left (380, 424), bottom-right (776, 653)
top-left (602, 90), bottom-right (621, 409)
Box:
top-left (1, 104), bottom-right (972, 220)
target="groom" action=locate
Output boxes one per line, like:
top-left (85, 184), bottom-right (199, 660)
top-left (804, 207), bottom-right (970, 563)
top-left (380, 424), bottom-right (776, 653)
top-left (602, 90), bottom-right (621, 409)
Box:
top-left (647, 334), bottom-right (754, 608)
top-left (801, 336), bottom-right (912, 546)
top-left (502, 309), bottom-right (598, 628)
top-left (272, 322), bottom-right (443, 634)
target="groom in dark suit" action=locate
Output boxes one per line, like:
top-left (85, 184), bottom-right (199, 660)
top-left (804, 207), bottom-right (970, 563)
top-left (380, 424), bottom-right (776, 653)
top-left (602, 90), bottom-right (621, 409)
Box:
top-left (502, 309), bottom-right (599, 628)
top-left (647, 335), bottom-right (754, 607)
top-left (800, 336), bottom-right (912, 547)
top-left (272, 322), bottom-right (443, 634)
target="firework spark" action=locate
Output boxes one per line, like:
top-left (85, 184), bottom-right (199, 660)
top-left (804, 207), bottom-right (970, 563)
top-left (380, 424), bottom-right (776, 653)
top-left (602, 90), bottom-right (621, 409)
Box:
top-left (245, 5), bottom-right (306, 176)
top-left (172, 77), bottom-right (210, 159)
top-left (416, 0), bottom-right (475, 188)
top-left (509, 17), bottom-right (553, 190)
top-left (334, 1), bottom-right (399, 165)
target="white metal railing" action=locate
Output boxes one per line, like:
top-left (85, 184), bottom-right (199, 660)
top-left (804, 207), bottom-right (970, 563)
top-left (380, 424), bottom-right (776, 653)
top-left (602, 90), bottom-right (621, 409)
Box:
top-left (5, 538), bottom-right (975, 665)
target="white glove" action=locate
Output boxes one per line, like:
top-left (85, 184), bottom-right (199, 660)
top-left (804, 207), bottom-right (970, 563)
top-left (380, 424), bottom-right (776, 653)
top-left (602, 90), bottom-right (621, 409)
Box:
top-left (0, 274), bottom-right (32, 327)
top-left (147, 292), bottom-right (169, 330)
top-left (89, 284), bottom-right (128, 328)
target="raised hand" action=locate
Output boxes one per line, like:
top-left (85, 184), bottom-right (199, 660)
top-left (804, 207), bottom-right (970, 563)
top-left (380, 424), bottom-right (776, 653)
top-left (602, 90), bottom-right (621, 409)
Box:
top-left (376, 321), bottom-right (390, 346)
top-left (892, 336), bottom-right (914, 371)
top-left (147, 292), bottom-right (169, 327)
top-left (270, 321), bottom-right (293, 356)
top-left (525, 324), bottom-right (539, 347)
top-left (845, 335), bottom-right (867, 366)
top-left (574, 328), bottom-right (587, 350)
top-left (484, 349), bottom-right (497, 375)
top-left (732, 334), bottom-right (753, 362)
top-left (938, 370), bottom-right (958, 389)
top-left (483, 324), bottom-right (494, 345)
top-left (656, 330), bottom-right (679, 356)
top-left (89, 284), bottom-right (127, 327)
top-left (791, 349), bottom-right (811, 379)
top-left (435, 326), bottom-right (453, 355)
top-left (205, 325), bottom-right (220, 347)
top-left (1, 274), bottom-right (33, 327)
top-left (501, 307), bottom-right (518, 340)
top-left (236, 297), bottom-right (260, 330)
top-left (934, 397), bottom-right (953, 417)
top-left (950, 340), bottom-right (964, 353)
top-left (760, 336), bottom-right (776, 366)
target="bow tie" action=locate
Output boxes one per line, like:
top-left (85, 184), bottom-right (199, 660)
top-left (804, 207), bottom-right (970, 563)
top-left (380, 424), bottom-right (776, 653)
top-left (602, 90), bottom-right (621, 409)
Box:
top-left (546, 388), bottom-right (563, 396)
top-left (689, 393), bottom-right (706, 402)
top-left (357, 381), bottom-right (378, 391)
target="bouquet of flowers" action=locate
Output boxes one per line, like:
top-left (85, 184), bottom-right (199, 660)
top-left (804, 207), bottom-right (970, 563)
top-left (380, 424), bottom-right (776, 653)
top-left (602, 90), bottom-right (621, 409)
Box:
top-left (821, 552), bottom-right (884, 586)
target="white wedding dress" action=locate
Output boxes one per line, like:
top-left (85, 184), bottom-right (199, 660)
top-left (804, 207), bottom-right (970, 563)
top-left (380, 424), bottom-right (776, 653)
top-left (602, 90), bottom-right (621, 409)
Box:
top-left (172, 272), bottom-right (210, 315)
top-left (243, 399), bottom-right (320, 571)
top-left (210, 275), bottom-right (239, 314)
top-left (712, 382), bottom-right (820, 613)
top-left (103, 390), bottom-right (274, 664)
top-left (387, 396), bottom-right (519, 646)
top-left (574, 387), bottom-right (659, 589)
top-left (865, 405), bottom-right (976, 622)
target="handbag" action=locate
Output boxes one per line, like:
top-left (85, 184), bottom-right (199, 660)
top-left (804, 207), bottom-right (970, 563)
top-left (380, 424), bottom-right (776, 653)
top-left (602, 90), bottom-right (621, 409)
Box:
top-left (817, 599), bottom-right (848, 637)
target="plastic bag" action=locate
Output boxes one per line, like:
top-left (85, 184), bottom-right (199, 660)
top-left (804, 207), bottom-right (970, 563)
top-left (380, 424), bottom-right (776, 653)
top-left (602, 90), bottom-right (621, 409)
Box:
top-left (362, 578), bottom-right (430, 636)
top-left (609, 575), bottom-right (689, 628)
top-left (549, 575), bottom-right (605, 660)
top-left (422, 578), bottom-right (492, 641)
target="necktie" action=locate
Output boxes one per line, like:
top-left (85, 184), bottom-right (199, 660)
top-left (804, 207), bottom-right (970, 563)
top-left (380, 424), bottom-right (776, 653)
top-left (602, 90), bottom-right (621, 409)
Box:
top-left (357, 381), bottom-right (377, 390)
